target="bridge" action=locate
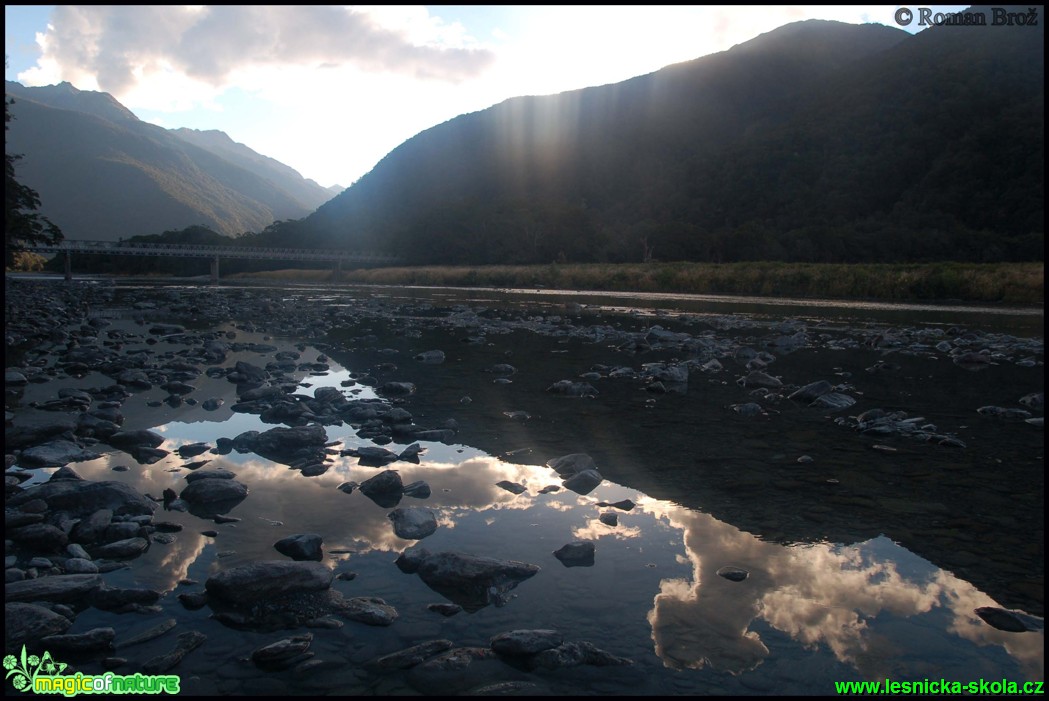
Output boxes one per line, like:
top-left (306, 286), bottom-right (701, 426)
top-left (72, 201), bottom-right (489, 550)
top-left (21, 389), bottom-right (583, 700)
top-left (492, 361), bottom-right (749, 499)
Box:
top-left (26, 240), bottom-right (402, 281)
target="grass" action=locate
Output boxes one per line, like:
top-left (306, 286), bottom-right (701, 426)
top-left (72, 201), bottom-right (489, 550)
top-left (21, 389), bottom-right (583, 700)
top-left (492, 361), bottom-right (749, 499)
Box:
top-left (226, 261), bottom-right (1044, 306)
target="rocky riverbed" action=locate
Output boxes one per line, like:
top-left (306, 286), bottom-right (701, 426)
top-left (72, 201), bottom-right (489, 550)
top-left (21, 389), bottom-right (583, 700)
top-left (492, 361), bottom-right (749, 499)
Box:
top-left (5, 277), bottom-right (1044, 694)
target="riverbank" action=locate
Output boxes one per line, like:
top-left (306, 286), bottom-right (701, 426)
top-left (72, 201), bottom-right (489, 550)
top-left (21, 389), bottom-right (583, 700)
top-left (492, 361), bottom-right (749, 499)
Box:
top-left (225, 261), bottom-right (1044, 306)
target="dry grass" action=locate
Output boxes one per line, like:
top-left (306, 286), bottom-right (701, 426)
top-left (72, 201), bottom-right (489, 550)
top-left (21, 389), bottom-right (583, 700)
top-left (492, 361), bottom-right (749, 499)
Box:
top-left (227, 261), bottom-right (1044, 305)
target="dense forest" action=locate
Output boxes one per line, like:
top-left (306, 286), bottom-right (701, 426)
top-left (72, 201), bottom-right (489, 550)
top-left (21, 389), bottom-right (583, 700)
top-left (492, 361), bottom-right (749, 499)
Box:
top-left (54, 13), bottom-right (1044, 272)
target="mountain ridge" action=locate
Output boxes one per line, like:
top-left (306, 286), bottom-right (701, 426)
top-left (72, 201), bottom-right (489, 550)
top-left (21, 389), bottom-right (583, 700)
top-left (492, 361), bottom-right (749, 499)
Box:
top-left (4, 80), bottom-right (336, 241)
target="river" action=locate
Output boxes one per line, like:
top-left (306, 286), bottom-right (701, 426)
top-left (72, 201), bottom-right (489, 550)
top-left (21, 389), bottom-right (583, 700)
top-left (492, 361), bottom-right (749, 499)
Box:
top-left (4, 277), bottom-right (1043, 695)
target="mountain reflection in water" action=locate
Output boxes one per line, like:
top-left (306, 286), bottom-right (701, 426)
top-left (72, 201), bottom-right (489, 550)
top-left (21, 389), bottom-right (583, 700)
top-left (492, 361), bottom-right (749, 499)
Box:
top-left (7, 280), bottom-right (1043, 695)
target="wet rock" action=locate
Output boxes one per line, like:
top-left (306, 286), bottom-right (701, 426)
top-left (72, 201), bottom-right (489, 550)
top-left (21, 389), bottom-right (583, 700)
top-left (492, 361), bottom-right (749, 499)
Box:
top-left (545, 455), bottom-right (595, 476)
top-left (974, 606), bottom-right (1042, 633)
top-left (562, 469), bottom-right (603, 495)
top-left (180, 477), bottom-right (248, 505)
top-left (716, 566), bottom-right (749, 582)
top-left (553, 542), bottom-right (595, 568)
top-left (406, 647), bottom-right (507, 696)
top-left (739, 371), bottom-right (782, 388)
top-left (89, 538), bottom-right (150, 560)
top-left (788, 380), bottom-right (833, 403)
top-left (490, 629), bottom-right (563, 656)
top-left (414, 350), bottom-right (446, 364)
top-left (5, 602), bottom-right (72, 650)
top-left (366, 639), bottom-right (455, 671)
top-left (40, 627), bottom-right (116, 654)
top-left (6, 573), bottom-right (103, 604)
top-left (8, 523), bottom-right (68, 552)
top-left (18, 440), bottom-right (103, 468)
top-left (252, 633), bottom-right (314, 668)
top-left (64, 558), bottom-right (99, 574)
top-left (599, 512), bottom-right (618, 527)
top-left (360, 470), bottom-right (404, 507)
top-left (596, 499), bottom-right (636, 511)
top-left (177, 442), bottom-right (211, 458)
top-left (531, 641), bottom-right (632, 669)
top-left (397, 548), bottom-right (541, 613)
top-left (496, 480), bottom-right (527, 495)
top-left (381, 381), bottom-right (416, 396)
top-left (114, 618), bottom-right (178, 650)
top-left (107, 429), bottom-right (166, 450)
top-left (141, 630), bottom-right (206, 674)
top-left (184, 469), bottom-right (237, 483)
top-left (336, 596), bottom-right (399, 626)
top-left (206, 560), bottom-right (334, 606)
top-left (809, 392), bottom-right (856, 411)
top-left (274, 533), bottom-right (324, 561)
top-left (427, 603), bottom-right (462, 617)
top-left (546, 380), bottom-right (598, 397)
top-left (388, 508), bottom-right (438, 540)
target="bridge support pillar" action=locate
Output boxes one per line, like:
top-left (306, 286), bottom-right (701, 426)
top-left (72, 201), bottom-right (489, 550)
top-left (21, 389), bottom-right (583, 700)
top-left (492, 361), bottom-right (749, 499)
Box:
top-left (210, 256), bottom-right (219, 283)
top-left (64, 251), bottom-right (72, 281)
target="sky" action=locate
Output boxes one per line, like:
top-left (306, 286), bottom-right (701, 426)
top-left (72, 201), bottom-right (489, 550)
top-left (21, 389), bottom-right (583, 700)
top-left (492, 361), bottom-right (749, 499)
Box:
top-left (4, 5), bottom-right (966, 190)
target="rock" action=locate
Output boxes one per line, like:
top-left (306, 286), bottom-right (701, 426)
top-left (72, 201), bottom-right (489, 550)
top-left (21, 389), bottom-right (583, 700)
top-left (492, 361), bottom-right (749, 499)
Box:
top-left (64, 558), bottom-right (99, 574)
top-left (402, 480), bottom-right (432, 499)
top-left (252, 633), bottom-right (313, 668)
top-left (90, 538), bottom-right (150, 560)
top-left (336, 596), bottom-right (399, 626)
top-left (788, 380), bottom-right (833, 402)
top-left (5, 602), bottom-right (72, 650)
top-left (18, 440), bottom-right (103, 468)
top-left (274, 533), bottom-right (324, 561)
top-left (366, 639), bottom-right (455, 671)
top-left (184, 469), bottom-right (237, 483)
top-left (6, 574), bottom-right (103, 604)
top-left (141, 631), bottom-right (206, 674)
top-left (40, 627), bottom-right (116, 654)
top-left (414, 350), bottom-right (446, 364)
top-left (562, 469), bottom-right (603, 495)
top-left (974, 606), bottom-right (1041, 633)
top-left (739, 371), bottom-right (782, 388)
top-left (8, 523), bottom-right (68, 552)
top-left (553, 542), bottom-right (595, 567)
top-left (9, 480), bottom-right (155, 519)
top-left (180, 478), bottom-right (248, 504)
top-left (496, 480), bottom-right (527, 495)
top-left (205, 560), bottom-right (334, 606)
top-left (716, 566), bottom-right (749, 582)
top-left (400, 549), bottom-right (541, 613)
top-left (177, 442), bottom-right (211, 458)
top-left (596, 499), bottom-right (635, 511)
top-left (532, 641), bottom-right (633, 669)
top-left (406, 647), bottom-right (506, 696)
top-left (388, 508), bottom-right (438, 540)
top-left (809, 392), bottom-right (855, 410)
top-left (107, 429), bottom-right (166, 449)
top-left (360, 470), bottom-right (404, 507)
top-left (546, 454), bottom-right (596, 476)
top-left (599, 512), bottom-right (618, 527)
top-left (490, 629), bottom-right (563, 656)
top-left (546, 380), bottom-right (598, 397)
top-left (381, 381), bottom-right (416, 396)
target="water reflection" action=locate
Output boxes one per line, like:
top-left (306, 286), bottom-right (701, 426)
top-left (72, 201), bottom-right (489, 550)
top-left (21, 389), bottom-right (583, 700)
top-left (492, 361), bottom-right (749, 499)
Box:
top-left (8, 282), bottom-right (1042, 694)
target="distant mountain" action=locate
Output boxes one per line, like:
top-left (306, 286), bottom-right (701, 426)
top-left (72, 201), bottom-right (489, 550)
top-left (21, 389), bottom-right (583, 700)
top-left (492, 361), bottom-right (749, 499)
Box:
top-left (4, 81), bottom-right (335, 241)
top-left (286, 13), bottom-right (1042, 264)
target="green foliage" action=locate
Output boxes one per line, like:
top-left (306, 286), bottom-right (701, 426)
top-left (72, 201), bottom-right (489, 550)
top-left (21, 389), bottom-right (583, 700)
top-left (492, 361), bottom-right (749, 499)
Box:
top-left (5, 97), bottom-right (63, 266)
top-left (290, 20), bottom-right (1041, 267)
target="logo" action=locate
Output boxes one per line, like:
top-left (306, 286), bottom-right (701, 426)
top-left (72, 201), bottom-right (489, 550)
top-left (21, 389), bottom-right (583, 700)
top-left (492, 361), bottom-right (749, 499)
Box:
top-left (5, 646), bottom-right (181, 696)
top-left (894, 7), bottom-right (1040, 27)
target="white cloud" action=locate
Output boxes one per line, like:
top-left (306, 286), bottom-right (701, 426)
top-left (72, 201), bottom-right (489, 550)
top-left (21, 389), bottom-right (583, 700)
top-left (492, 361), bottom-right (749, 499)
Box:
top-left (21, 5), bottom-right (495, 98)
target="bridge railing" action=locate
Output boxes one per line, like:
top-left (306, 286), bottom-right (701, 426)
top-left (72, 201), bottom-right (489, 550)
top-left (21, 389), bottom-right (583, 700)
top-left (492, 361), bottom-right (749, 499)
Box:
top-left (25, 240), bottom-right (402, 264)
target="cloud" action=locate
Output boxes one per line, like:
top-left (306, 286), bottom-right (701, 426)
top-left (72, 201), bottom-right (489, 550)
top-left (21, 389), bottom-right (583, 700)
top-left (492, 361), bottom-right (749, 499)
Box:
top-left (24, 5), bottom-right (495, 97)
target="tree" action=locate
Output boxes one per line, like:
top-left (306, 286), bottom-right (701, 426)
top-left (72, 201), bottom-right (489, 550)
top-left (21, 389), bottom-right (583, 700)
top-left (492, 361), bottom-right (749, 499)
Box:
top-left (5, 95), bottom-right (63, 267)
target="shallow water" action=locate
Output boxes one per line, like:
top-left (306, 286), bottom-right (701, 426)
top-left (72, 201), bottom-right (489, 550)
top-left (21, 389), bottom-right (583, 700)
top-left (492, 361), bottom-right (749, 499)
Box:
top-left (5, 278), bottom-right (1044, 695)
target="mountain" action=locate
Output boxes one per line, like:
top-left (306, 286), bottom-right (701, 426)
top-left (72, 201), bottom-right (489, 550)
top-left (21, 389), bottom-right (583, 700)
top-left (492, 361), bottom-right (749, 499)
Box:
top-left (289, 13), bottom-right (1042, 264)
top-left (4, 81), bottom-right (335, 241)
